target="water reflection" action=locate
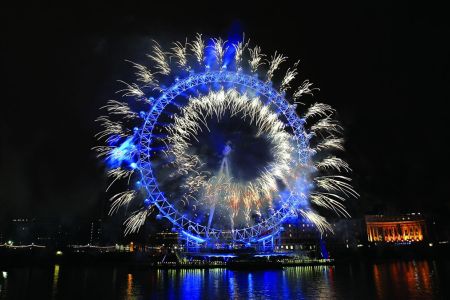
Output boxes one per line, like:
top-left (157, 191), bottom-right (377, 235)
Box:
top-left (0, 271), bottom-right (7, 295)
top-left (51, 264), bottom-right (60, 299)
top-left (372, 260), bottom-right (437, 299)
top-left (0, 260), bottom-right (447, 299)
top-left (126, 273), bottom-right (132, 299)
top-left (247, 272), bottom-right (253, 298)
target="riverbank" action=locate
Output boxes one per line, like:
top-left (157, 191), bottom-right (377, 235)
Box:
top-left (0, 242), bottom-right (448, 269)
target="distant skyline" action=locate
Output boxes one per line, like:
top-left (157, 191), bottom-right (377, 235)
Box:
top-left (2, 3), bottom-right (450, 224)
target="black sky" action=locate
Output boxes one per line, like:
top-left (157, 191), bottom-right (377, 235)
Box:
top-left (1, 2), bottom-right (450, 221)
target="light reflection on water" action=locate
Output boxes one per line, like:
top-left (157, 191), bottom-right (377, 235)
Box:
top-left (51, 265), bottom-right (59, 299)
top-left (372, 260), bottom-right (440, 299)
top-left (0, 260), bottom-right (448, 299)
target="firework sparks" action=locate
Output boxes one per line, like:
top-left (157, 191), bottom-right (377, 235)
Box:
top-left (190, 33), bottom-right (205, 65)
top-left (233, 36), bottom-right (249, 70)
top-left (210, 38), bottom-right (228, 66)
top-left (124, 209), bottom-right (152, 235)
top-left (165, 89), bottom-right (295, 222)
top-left (293, 79), bottom-right (319, 102)
top-left (109, 190), bottom-right (136, 215)
top-left (106, 168), bottom-right (133, 191)
top-left (315, 175), bottom-right (359, 198)
top-left (266, 51), bottom-right (287, 82)
top-left (95, 34), bottom-right (356, 239)
top-left (298, 209), bottom-right (333, 233)
top-left (101, 100), bottom-right (137, 119)
top-left (92, 145), bottom-right (114, 158)
top-left (249, 46), bottom-right (265, 73)
top-left (171, 40), bottom-right (189, 70)
top-left (148, 41), bottom-right (171, 75)
top-left (305, 102), bottom-right (335, 119)
top-left (315, 137), bottom-right (345, 152)
top-left (310, 192), bottom-right (350, 217)
top-left (311, 117), bottom-right (343, 135)
top-left (95, 116), bottom-right (127, 141)
top-left (280, 60), bottom-right (300, 92)
top-left (125, 60), bottom-right (158, 88)
top-left (316, 156), bottom-right (351, 172)
top-left (116, 80), bottom-right (145, 98)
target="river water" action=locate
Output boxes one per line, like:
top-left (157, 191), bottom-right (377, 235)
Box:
top-left (1, 259), bottom-right (448, 299)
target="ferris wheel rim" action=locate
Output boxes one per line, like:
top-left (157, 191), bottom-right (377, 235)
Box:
top-left (138, 70), bottom-right (311, 242)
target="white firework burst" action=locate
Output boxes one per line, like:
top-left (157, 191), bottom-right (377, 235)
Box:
top-left (304, 102), bottom-right (335, 119)
top-left (266, 51), bottom-right (287, 82)
top-left (147, 41), bottom-right (171, 75)
top-left (101, 100), bottom-right (138, 119)
top-left (95, 33), bottom-right (357, 237)
top-left (293, 79), bottom-right (319, 102)
top-left (116, 80), bottom-right (145, 98)
top-left (95, 116), bottom-right (127, 142)
top-left (316, 156), bottom-right (351, 172)
top-left (109, 190), bottom-right (136, 215)
top-left (280, 60), bottom-right (300, 92)
top-left (125, 60), bottom-right (158, 88)
top-left (311, 117), bottom-right (343, 135)
top-left (124, 209), bottom-right (152, 235)
top-left (106, 168), bottom-right (133, 191)
top-left (315, 137), bottom-right (345, 152)
top-left (233, 36), bottom-right (249, 70)
top-left (165, 89), bottom-right (295, 220)
top-left (249, 46), bottom-right (265, 73)
top-left (210, 38), bottom-right (228, 67)
top-left (298, 209), bottom-right (334, 233)
top-left (190, 33), bottom-right (205, 65)
top-left (171, 40), bottom-right (189, 70)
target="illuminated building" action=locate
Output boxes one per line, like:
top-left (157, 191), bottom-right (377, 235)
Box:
top-left (89, 219), bottom-right (103, 245)
top-left (148, 231), bottom-right (179, 248)
top-left (365, 214), bottom-right (427, 243)
top-left (276, 219), bottom-right (320, 257)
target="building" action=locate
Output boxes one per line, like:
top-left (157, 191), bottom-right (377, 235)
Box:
top-left (365, 214), bottom-right (427, 243)
top-left (89, 219), bottom-right (103, 245)
top-left (326, 218), bottom-right (366, 248)
top-left (149, 231), bottom-right (179, 248)
top-left (276, 218), bottom-right (321, 257)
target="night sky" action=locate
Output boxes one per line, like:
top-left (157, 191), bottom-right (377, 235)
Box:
top-left (2, 3), bottom-right (449, 222)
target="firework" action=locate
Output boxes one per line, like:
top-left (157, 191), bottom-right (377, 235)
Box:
top-left (95, 34), bottom-right (357, 244)
top-left (165, 89), bottom-right (294, 227)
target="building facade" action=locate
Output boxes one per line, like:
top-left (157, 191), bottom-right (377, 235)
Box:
top-left (276, 219), bottom-right (321, 257)
top-left (366, 214), bottom-right (427, 243)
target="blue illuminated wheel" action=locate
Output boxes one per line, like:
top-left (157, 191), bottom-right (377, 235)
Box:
top-left (95, 35), bottom-right (356, 245)
top-left (138, 71), bottom-right (310, 243)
